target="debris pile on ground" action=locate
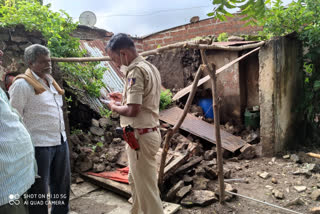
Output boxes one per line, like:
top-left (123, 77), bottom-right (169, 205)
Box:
top-left (70, 113), bottom-right (126, 175)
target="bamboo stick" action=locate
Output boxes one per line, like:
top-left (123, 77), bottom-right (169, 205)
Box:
top-left (200, 49), bottom-right (225, 204)
top-left (50, 41), bottom-right (265, 62)
top-left (158, 65), bottom-right (204, 189)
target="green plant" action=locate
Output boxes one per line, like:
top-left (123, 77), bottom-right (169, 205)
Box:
top-left (217, 33), bottom-right (228, 42)
top-left (71, 128), bottom-right (82, 135)
top-left (0, 0), bottom-right (106, 98)
top-left (160, 89), bottom-right (173, 111)
top-left (99, 107), bottom-right (112, 118)
top-left (91, 142), bottom-right (104, 152)
top-left (96, 142), bottom-right (103, 148)
top-left (208, 0), bottom-right (268, 25)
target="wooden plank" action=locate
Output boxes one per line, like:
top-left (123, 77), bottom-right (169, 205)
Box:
top-left (172, 47), bottom-right (261, 101)
top-left (164, 142), bottom-right (198, 180)
top-left (160, 107), bottom-right (246, 152)
top-left (81, 173), bottom-right (132, 199)
top-left (81, 141), bottom-right (194, 198)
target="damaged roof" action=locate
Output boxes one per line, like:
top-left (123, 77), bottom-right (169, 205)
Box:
top-left (70, 40), bottom-right (125, 114)
top-left (79, 40), bottom-right (124, 93)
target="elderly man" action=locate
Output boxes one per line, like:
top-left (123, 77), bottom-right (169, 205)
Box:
top-left (0, 50), bottom-right (36, 214)
top-left (9, 44), bottom-right (70, 214)
top-left (105, 33), bottom-right (164, 214)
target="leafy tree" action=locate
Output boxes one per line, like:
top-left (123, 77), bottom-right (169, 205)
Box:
top-left (208, 0), bottom-right (269, 25)
top-left (0, 0), bottom-right (105, 98)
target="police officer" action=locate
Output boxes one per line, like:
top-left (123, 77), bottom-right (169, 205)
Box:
top-left (105, 33), bottom-right (164, 214)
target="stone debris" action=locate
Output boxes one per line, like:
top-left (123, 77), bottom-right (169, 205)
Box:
top-left (271, 178), bottom-right (278, 184)
top-left (203, 150), bottom-right (216, 160)
top-left (284, 197), bottom-right (304, 207)
top-left (311, 189), bottom-right (320, 201)
top-left (239, 144), bottom-right (256, 160)
top-left (272, 189), bottom-right (284, 199)
top-left (290, 154), bottom-right (301, 163)
top-left (176, 185), bottom-right (192, 202)
top-left (224, 168), bottom-right (232, 179)
top-left (292, 169), bottom-right (312, 178)
top-left (79, 157), bottom-right (93, 172)
top-left (193, 177), bottom-right (209, 190)
top-left (183, 175), bottom-right (193, 185)
top-left (265, 185), bottom-right (273, 190)
top-left (99, 117), bottom-right (112, 128)
top-left (294, 186), bottom-right (307, 193)
top-left (283, 154), bottom-right (290, 159)
top-left (224, 183), bottom-right (237, 201)
top-left (75, 177), bottom-right (84, 184)
top-left (166, 180), bottom-right (184, 201)
top-left (91, 119), bottom-right (100, 127)
top-left (180, 190), bottom-right (218, 207)
top-left (89, 126), bottom-right (104, 136)
top-left (259, 172), bottom-right (270, 179)
top-left (204, 166), bottom-right (218, 180)
top-left (93, 163), bottom-right (105, 173)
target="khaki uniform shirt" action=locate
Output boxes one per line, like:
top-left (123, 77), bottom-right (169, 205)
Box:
top-left (120, 56), bottom-right (161, 129)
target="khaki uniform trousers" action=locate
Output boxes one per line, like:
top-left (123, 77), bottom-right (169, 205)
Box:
top-left (127, 129), bottom-right (164, 214)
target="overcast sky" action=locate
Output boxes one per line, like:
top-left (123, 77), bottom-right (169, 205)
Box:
top-left (43, 0), bottom-right (293, 37)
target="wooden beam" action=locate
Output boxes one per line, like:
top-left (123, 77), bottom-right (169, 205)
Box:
top-left (158, 65), bottom-right (204, 189)
top-left (172, 47), bottom-right (260, 101)
top-left (200, 49), bottom-right (225, 204)
top-left (81, 173), bottom-right (131, 199)
top-left (163, 143), bottom-right (198, 181)
top-left (51, 42), bottom-right (264, 62)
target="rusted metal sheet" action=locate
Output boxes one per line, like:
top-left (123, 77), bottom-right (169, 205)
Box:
top-left (160, 107), bottom-right (246, 152)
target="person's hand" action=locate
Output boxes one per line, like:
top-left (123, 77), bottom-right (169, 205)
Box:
top-left (108, 100), bottom-right (122, 111)
top-left (108, 92), bottom-right (122, 102)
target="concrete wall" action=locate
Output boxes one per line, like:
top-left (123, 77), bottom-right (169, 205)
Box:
top-left (205, 50), bottom-right (242, 124)
top-left (259, 35), bottom-right (303, 156)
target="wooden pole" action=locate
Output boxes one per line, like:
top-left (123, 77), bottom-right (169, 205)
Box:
top-left (158, 65), bottom-right (204, 189)
top-left (200, 49), bottom-right (225, 203)
top-left (50, 41), bottom-right (265, 62)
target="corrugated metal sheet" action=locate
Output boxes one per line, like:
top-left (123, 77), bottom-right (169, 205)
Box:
top-left (79, 40), bottom-right (124, 93)
top-left (74, 40), bottom-right (125, 114)
top-left (160, 107), bottom-right (246, 152)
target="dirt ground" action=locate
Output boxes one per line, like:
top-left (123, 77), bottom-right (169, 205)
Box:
top-left (70, 153), bottom-right (320, 214)
top-left (177, 155), bottom-right (320, 214)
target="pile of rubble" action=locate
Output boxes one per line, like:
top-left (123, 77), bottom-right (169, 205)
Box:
top-left (69, 102), bottom-right (262, 208)
top-left (70, 112), bottom-right (127, 175)
top-left (161, 138), bottom-right (238, 207)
